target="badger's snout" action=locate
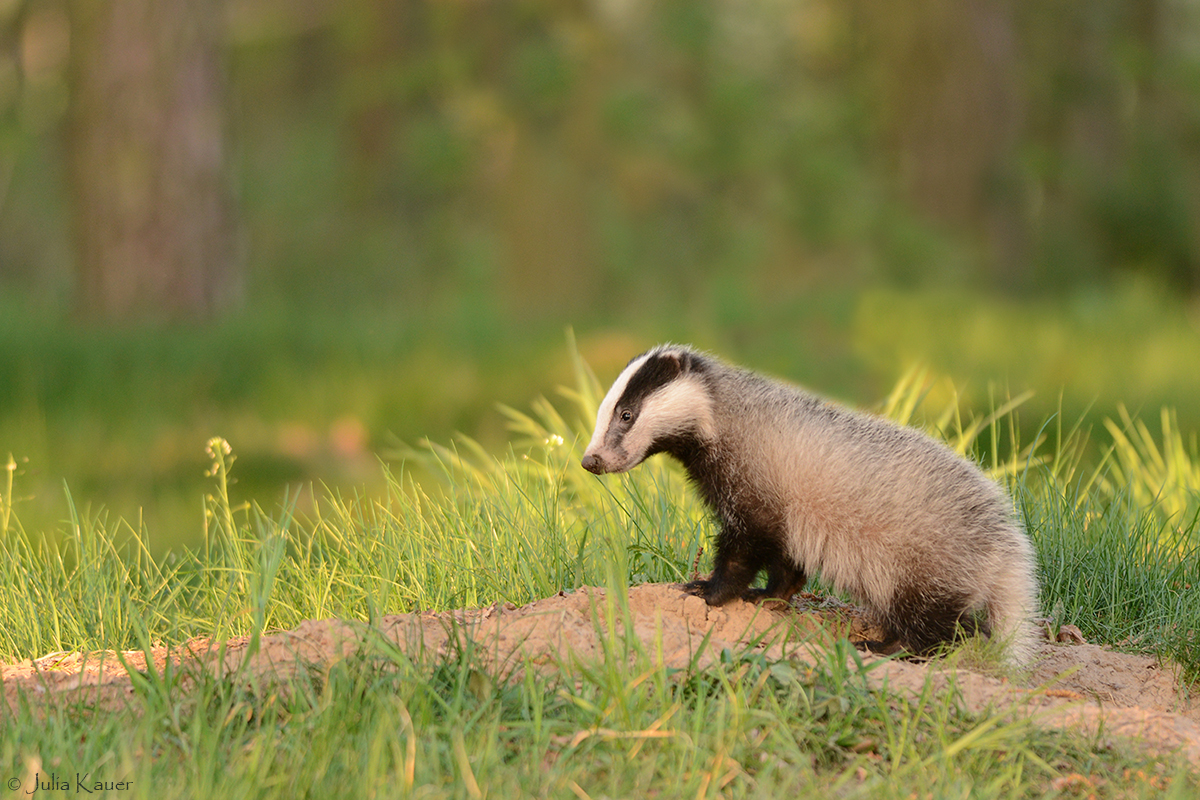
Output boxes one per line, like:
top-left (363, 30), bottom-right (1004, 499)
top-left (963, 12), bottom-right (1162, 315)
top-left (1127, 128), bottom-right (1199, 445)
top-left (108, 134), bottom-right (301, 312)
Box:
top-left (581, 452), bottom-right (605, 474)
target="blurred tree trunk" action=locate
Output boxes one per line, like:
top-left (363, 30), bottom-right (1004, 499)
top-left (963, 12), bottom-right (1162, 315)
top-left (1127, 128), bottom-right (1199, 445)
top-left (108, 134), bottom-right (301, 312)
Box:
top-left (858, 0), bottom-right (1026, 285)
top-left (68, 0), bottom-right (239, 322)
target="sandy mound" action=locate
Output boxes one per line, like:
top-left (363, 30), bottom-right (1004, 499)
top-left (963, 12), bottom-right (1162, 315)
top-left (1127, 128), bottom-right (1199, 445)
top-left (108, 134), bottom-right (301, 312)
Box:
top-left (3, 584), bottom-right (1198, 766)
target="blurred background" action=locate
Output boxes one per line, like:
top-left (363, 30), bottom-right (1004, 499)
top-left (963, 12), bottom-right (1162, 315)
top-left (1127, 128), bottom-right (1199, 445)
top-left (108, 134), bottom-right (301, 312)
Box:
top-left (1, 0), bottom-right (1198, 549)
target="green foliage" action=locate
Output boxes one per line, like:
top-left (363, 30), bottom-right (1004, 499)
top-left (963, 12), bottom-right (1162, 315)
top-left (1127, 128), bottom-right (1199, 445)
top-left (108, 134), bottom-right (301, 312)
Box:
top-left (1030, 476), bottom-right (1200, 681)
top-left (14, 0), bottom-right (1200, 317)
top-left (1100, 406), bottom-right (1200, 532)
top-left (853, 284), bottom-right (1200, 441)
top-left (876, 365), bottom-right (1041, 480)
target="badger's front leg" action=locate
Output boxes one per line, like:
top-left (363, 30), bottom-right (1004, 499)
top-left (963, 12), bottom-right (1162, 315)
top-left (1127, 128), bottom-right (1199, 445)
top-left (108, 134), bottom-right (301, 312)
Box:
top-left (682, 521), bottom-right (785, 606)
top-left (681, 556), bottom-right (758, 606)
top-left (683, 510), bottom-right (806, 605)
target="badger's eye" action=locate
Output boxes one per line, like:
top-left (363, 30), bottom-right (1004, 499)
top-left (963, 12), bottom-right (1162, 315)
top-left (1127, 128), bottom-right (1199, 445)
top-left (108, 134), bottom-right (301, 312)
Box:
top-left (620, 409), bottom-right (633, 423)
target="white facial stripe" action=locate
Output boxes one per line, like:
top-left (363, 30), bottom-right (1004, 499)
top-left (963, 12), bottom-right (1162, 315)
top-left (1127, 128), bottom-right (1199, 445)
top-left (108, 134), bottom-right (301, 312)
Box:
top-left (625, 376), bottom-right (714, 456)
top-left (586, 352), bottom-right (652, 453)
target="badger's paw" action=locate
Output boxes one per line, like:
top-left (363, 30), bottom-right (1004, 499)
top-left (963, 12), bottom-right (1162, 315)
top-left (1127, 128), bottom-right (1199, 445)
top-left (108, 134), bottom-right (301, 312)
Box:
top-left (680, 578), bottom-right (745, 607)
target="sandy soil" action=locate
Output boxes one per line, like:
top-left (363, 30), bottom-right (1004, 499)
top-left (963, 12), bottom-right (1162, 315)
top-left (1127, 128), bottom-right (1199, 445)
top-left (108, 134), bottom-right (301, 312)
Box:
top-left (3, 584), bottom-right (1197, 767)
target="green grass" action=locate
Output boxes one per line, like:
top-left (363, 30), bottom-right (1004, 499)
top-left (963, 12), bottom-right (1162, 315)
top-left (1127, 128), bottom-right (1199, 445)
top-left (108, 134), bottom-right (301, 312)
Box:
top-left (3, 282), bottom-right (1199, 557)
top-left (1, 346), bottom-right (1199, 797)
top-left (9, 626), bottom-right (1193, 800)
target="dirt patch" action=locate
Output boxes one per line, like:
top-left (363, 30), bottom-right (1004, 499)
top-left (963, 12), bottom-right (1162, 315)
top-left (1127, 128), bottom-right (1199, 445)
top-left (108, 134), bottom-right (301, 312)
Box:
top-left (3, 584), bottom-right (1198, 766)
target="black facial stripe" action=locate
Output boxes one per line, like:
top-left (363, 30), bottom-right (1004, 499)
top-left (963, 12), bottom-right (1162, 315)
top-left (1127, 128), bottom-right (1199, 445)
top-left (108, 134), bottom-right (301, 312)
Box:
top-left (615, 352), bottom-right (685, 414)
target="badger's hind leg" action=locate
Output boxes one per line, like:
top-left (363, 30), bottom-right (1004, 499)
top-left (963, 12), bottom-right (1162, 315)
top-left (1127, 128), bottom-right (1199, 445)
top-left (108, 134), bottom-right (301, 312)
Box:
top-left (877, 589), bottom-right (985, 658)
top-left (742, 560), bottom-right (807, 604)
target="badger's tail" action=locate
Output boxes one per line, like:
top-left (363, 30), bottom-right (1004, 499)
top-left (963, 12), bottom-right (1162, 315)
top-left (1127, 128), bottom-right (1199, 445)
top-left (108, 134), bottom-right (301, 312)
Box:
top-left (984, 532), bottom-right (1040, 669)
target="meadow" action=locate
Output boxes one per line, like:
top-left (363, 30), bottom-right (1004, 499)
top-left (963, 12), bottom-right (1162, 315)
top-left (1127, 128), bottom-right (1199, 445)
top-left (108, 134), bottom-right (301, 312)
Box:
top-left (1, 338), bottom-right (1198, 799)
top-left (5, 3), bottom-right (1200, 793)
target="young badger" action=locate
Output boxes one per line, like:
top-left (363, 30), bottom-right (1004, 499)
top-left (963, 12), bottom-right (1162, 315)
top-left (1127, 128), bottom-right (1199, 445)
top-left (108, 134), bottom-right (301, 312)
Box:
top-left (581, 344), bottom-right (1038, 666)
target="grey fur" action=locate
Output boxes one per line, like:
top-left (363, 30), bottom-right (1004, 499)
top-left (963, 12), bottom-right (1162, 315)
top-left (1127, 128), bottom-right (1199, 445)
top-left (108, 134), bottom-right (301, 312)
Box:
top-left (582, 344), bottom-right (1039, 666)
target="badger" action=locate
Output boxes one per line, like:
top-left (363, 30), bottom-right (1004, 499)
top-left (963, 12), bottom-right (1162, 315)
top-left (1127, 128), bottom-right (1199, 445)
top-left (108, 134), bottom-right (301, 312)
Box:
top-left (581, 344), bottom-right (1038, 666)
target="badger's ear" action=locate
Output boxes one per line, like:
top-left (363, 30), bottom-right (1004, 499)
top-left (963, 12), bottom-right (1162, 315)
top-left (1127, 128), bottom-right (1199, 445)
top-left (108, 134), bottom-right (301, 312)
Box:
top-left (676, 349), bottom-right (705, 375)
top-left (662, 351), bottom-right (684, 377)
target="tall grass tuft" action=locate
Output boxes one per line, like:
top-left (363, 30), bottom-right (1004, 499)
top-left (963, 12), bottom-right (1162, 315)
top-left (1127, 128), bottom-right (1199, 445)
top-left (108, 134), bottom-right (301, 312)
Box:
top-left (1100, 405), bottom-right (1200, 536)
top-left (1027, 476), bottom-right (1200, 681)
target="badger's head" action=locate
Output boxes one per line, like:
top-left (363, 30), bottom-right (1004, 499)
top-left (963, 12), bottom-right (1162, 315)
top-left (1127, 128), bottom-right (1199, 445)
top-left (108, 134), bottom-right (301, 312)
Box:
top-left (581, 345), bottom-right (715, 475)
